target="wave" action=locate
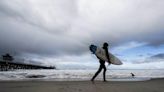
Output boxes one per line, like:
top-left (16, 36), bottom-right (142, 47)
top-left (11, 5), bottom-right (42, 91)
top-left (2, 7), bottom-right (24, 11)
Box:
top-left (0, 69), bottom-right (163, 81)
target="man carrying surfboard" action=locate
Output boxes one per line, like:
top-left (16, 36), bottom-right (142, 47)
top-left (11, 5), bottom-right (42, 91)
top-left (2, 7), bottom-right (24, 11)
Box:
top-left (90, 42), bottom-right (111, 82)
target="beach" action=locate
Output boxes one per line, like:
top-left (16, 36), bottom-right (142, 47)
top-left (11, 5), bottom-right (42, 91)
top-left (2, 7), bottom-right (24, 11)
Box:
top-left (0, 78), bottom-right (164, 92)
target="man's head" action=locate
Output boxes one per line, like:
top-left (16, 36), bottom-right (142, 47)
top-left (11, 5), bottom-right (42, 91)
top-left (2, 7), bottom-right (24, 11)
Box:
top-left (103, 42), bottom-right (108, 47)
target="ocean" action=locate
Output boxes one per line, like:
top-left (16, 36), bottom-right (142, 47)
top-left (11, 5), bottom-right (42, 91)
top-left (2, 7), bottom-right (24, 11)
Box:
top-left (0, 69), bottom-right (164, 81)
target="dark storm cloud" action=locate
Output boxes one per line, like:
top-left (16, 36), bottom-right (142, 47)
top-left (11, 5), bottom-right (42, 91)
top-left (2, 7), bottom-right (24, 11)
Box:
top-left (0, 0), bottom-right (164, 58)
top-left (134, 53), bottom-right (164, 64)
top-left (0, 0), bottom-right (77, 33)
top-left (0, 0), bottom-right (84, 56)
top-left (150, 53), bottom-right (164, 59)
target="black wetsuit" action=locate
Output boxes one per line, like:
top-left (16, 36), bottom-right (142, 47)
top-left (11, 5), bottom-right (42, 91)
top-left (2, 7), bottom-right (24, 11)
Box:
top-left (91, 46), bottom-right (109, 81)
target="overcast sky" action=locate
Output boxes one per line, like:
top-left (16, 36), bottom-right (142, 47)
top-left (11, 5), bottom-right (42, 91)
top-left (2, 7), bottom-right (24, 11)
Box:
top-left (0, 0), bottom-right (164, 69)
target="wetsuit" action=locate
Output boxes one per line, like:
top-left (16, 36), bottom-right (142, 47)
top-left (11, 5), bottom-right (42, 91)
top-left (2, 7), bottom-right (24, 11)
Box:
top-left (91, 46), bottom-right (110, 81)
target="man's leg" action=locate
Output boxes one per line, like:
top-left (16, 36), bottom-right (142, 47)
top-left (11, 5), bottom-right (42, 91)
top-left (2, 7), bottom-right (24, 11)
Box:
top-left (91, 65), bottom-right (102, 81)
top-left (103, 64), bottom-right (107, 81)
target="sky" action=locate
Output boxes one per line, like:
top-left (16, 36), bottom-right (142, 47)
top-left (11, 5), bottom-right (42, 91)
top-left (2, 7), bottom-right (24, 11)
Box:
top-left (0, 0), bottom-right (164, 69)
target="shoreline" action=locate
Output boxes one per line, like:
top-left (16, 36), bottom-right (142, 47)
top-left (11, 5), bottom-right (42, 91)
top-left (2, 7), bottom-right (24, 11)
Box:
top-left (0, 78), bottom-right (164, 92)
top-left (0, 77), bottom-right (152, 82)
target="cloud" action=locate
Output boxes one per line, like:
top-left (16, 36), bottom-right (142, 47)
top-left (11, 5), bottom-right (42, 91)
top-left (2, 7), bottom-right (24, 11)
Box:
top-left (0, 0), bottom-right (164, 58)
top-left (0, 0), bottom-right (86, 56)
top-left (0, 0), bottom-right (77, 33)
top-left (134, 53), bottom-right (164, 64)
top-left (112, 41), bottom-right (147, 53)
top-left (150, 53), bottom-right (164, 59)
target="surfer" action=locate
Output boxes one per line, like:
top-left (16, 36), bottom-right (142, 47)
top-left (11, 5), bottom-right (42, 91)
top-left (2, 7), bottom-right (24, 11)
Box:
top-left (91, 42), bottom-right (111, 82)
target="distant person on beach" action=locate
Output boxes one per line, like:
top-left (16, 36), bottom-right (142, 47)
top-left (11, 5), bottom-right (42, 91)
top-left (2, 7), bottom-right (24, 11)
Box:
top-left (131, 73), bottom-right (135, 78)
top-left (91, 42), bottom-right (111, 82)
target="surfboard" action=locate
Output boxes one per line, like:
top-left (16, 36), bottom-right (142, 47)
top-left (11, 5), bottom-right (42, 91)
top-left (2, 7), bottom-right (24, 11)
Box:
top-left (89, 44), bottom-right (123, 65)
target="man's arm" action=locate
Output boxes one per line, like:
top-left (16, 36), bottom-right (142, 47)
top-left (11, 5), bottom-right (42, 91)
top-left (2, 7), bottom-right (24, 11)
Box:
top-left (105, 47), bottom-right (111, 64)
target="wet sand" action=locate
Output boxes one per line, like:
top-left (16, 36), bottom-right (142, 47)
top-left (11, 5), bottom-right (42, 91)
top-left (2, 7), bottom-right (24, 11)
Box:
top-left (0, 78), bottom-right (164, 92)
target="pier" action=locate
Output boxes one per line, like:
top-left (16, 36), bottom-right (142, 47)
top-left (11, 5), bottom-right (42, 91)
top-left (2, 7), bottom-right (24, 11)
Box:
top-left (0, 54), bottom-right (55, 71)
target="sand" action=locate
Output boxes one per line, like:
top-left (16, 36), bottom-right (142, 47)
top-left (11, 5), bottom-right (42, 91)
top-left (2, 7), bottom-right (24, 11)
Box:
top-left (0, 78), bottom-right (164, 92)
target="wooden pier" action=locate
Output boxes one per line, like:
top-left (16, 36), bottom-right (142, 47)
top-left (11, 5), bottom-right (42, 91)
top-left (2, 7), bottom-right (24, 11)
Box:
top-left (0, 60), bottom-right (55, 71)
top-left (0, 53), bottom-right (55, 71)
